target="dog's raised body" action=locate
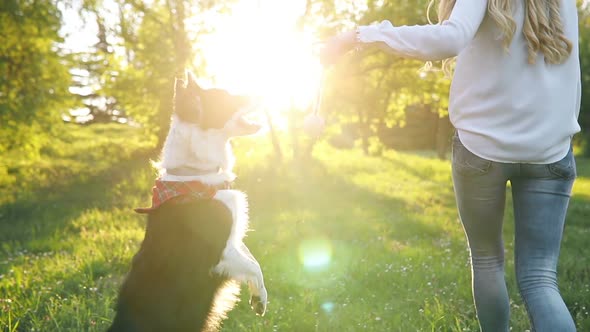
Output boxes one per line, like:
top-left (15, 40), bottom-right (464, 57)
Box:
top-left (108, 73), bottom-right (267, 332)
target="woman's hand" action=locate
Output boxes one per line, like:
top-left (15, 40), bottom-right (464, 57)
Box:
top-left (320, 30), bottom-right (357, 65)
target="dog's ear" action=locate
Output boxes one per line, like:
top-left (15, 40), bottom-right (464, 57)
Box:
top-left (174, 78), bottom-right (186, 94)
top-left (186, 71), bottom-right (202, 92)
top-left (173, 73), bottom-right (202, 124)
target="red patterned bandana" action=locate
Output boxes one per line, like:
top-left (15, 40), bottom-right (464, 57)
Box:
top-left (134, 180), bottom-right (227, 214)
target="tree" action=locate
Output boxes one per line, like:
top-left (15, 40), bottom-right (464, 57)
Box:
top-left (577, 0), bottom-right (590, 155)
top-left (313, 0), bottom-right (590, 156)
top-left (317, 0), bottom-right (451, 156)
top-left (82, 0), bottom-right (237, 146)
top-left (66, 5), bottom-right (127, 124)
top-left (0, 0), bottom-right (72, 154)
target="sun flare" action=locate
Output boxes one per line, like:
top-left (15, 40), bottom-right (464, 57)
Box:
top-left (298, 238), bottom-right (333, 271)
top-left (197, 0), bottom-right (322, 116)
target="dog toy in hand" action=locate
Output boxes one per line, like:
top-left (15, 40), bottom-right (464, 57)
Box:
top-left (303, 69), bottom-right (326, 137)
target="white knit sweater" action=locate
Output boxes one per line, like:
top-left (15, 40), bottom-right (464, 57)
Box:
top-left (358, 0), bottom-right (581, 163)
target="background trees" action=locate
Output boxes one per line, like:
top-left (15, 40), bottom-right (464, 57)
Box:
top-left (578, 0), bottom-right (590, 154)
top-left (0, 0), bottom-right (72, 155)
top-left (1, 0), bottom-right (589, 156)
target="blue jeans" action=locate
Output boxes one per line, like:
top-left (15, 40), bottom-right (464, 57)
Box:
top-left (451, 134), bottom-right (576, 332)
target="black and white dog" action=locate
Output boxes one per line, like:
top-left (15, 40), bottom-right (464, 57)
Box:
top-left (108, 72), bottom-right (267, 332)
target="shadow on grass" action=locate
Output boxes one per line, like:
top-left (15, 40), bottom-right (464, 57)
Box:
top-left (0, 148), bottom-right (156, 255)
top-left (240, 156), bottom-right (453, 248)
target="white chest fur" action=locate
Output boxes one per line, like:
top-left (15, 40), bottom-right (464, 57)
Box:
top-left (159, 116), bottom-right (235, 175)
top-left (213, 189), bottom-right (249, 246)
top-left (210, 189), bottom-right (267, 315)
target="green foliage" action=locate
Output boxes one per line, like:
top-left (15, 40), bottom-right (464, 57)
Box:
top-left (320, 0), bottom-right (590, 155)
top-left (578, 2), bottom-right (590, 155)
top-left (1, 0), bottom-right (231, 154)
top-left (0, 0), bottom-right (72, 153)
top-left (91, 0), bottom-right (235, 144)
top-left (1, 125), bottom-right (589, 331)
top-left (108, 3), bottom-right (180, 144)
top-left (2, 0), bottom-right (588, 157)
top-left (318, 0), bottom-right (452, 155)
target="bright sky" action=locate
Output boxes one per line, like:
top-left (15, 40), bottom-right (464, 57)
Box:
top-left (59, 0), bottom-right (109, 53)
top-left (60, 0), bottom-right (324, 113)
top-left (197, 0), bottom-right (323, 111)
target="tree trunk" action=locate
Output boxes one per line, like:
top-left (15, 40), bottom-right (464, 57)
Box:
top-left (167, 0), bottom-right (189, 74)
top-left (265, 110), bottom-right (283, 162)
top-left (358, 108), bottom-right (369, 155)
top-left (289, 103), bottom-right (300, 160)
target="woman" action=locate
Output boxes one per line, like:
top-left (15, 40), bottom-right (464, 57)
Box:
top-left (322, 0), bottom-right (581, 331)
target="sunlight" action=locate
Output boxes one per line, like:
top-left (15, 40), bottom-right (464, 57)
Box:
top-left (197, 0), bottom-right (322, 116)
top-left (298, 238), bottom-right (333, 271)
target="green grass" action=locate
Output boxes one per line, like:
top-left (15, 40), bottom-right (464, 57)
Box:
top-left (1, 124), bottom-right (589, 331)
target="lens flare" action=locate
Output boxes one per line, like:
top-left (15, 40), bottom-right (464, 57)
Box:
top-left (321, 301), bottom-right (335, 314)
top-left (298, 238), bottom-right (333, 271)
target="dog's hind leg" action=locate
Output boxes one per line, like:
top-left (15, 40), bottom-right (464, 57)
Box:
top-left (212, 243), bottom-right (267, 316)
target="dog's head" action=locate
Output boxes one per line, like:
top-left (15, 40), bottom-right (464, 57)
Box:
top-left (158, 72), bottom-right (261, 179)
top-left (173, 72), bottom-right (261, 136)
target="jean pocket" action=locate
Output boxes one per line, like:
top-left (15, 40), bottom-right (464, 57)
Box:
top-left (547, 148), bottom-right (576, 180)
top-left (452, 136), bottom-right (492, 176)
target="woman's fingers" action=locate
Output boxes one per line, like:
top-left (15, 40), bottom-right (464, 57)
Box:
top-left (320, 30), bottom-right (356, 65)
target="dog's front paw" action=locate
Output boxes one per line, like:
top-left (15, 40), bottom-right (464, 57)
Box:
top-left (249, 287), bottom-right (267, 316)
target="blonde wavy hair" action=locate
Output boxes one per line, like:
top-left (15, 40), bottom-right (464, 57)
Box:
top-left (427, 0), bottom-right (573, 72)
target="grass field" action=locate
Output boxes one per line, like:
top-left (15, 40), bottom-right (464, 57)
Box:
top-left (1, 124), bottom-right (589, 331)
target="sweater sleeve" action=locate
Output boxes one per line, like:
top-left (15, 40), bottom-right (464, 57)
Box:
top-left (357, 0), bottom-right (488, 61)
